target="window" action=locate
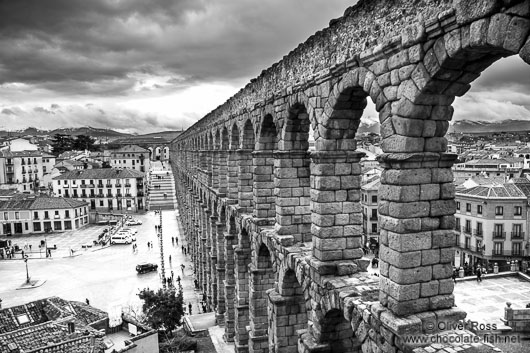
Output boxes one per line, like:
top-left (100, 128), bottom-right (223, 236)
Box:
top-left (44, 211), bottom-right (49, 219)
top-left (512, 224), bottom-right (523, 238)
top-left (476, 222), bottom-right (483, 236)
top-left (493, 224), bottom-right (504, 238)
top-left (99, 200), bottom-right (104, 207)
top-left (65, 210), bottom-right (70, 218)
top-left (515, 206), bottom-right (522, 216)
top-left (513, 243), bottom-right (522, 256)
top-left (15, 212), bottom-right (19, 220)
top-left (371, 223), bottom-right (377, 233)
top-left (493, 242), bottom-right (503, 255)
top-left (371, 209), bottom-right (377, 220)
top-left (64, 221), bottom-right (72, 230)
top-left (466, 203), bottom-right (471, 212)
top-left (455, 217), bottom-right (460, 230)
top-left (464, 220), bottom-right (471, 233)
top-left (456, 202), bottom-right (460, 210)
top-left (371, 195), bottom-right (377, 203)
top-left (64, 180), bottom-right (67, 185)
top-left (476, 239), bottom-right (482, 252)
top-left (464, 237), bottom-right (470, 249)
top-left (33, 222), bottom-right (41, 231)
top-left (34, 211), bottom-right (39, 220)
top-left (495, 206), bottom-right (503, 216)
top-left (477, 205), bottom-right (482, 215)
top-left (54, 221), bottom-right (62, 230)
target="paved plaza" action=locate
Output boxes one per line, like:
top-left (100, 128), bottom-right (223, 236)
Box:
top-left (455, 274), bottom-right (530, 328)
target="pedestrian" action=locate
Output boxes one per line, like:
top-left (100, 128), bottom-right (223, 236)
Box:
top-left (452, 268), bottom-right (457, 284)
top-left (180, 263), bottom-right (185, 273)
top-left (476, 266), bottom-right (482, 282)
top-left (175, 237), bottom-right (178, 246)
top-left (29, 244), bottom-right (32, 252)
top-left (194, 279), bottom-right (199, 289)
top-left (21, 250), bottom-right (25, 259)
top-left (188, 302), bottom-right (192, 315)
top-left (181, 245), bottom-right (184, 253)
top-left (172, 237), bottom-right (175, 244)
top-left (169, 255), bottom-right (172, 264)
top-left (147, 241), bottom-right (150, 249)
top-left (171, 270), bottom-right (174, 280)
top-left (86, 298), bottom-right (90, 305)
top-left (202, 302), bottom-right (207, 313)
top-left (70, 248), bottom-right (74, 256)
top-left (177, 275), bottom-right (181, 283)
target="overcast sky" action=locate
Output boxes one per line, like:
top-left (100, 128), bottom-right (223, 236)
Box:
top-left (0, 0), bottom-right (529, 134)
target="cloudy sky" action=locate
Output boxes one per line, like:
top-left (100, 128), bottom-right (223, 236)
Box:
top-left (0, 0), bottom-right (529, 134)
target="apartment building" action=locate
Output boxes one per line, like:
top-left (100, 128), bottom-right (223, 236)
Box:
top-left (52, 168), bottom-right (146, 213)
top-left (361, 175), bottom-right (380, 251)
top-left (454, 181), bottom-right (529, 270)
top-left (453, 157), bottom-right (523, 179)
top-left (0, 150), bottom-right (56, 193)
top-left (110, 145), bottom-right (151, 173)
top-left (0, 196), bottom-right (89, 235)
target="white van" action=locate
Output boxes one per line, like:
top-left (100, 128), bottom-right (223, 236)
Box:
top-left (111, 235), bottom-right (132, 245)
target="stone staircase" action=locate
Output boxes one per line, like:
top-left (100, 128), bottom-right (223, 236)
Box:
top-left (148, 168), bottom-right (176, 210)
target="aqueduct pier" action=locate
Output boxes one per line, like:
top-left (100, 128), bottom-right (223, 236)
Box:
top-left (170, 1), bottom-right (530, 352)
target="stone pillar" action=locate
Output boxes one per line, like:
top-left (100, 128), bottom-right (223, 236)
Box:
top-left (199, 150), bottom-right (209, 186)
top-left (224, 231), bottom-right (237, 342)
top-left (216, 222), bottom-right (227, 324)
top-left (252, 151), bottom-right (276, 219)
top-left (227, 150), bottom-right (240, 202)
top-left (210, 215), bottom-right (219, 309)
top-left (237, 149), bottom-right (254, 212)
top-left (212, 150), bottom-right (220, 190)
top-left (234, 245), bottom-right (251, 352)
top-left (249, 264), bottom-right (275, 353)
top-left (219, 150), bottom-right (228, 195)
top-left (267, 289), bottom-right (307, 353)
top-left (274, 151), bottom-right (311, 243)
top-left (378, 153), bottom-right (458, 316)
top-left (309, 151), bottom-right (365, 264)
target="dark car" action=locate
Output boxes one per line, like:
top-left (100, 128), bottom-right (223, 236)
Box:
top-left (136, 263), bottom-right (158, 274)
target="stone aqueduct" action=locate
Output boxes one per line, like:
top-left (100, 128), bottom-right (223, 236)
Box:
top-left (169, 1), bottom-right (530, 352)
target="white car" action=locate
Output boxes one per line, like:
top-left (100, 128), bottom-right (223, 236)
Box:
top-left (123, 227), bottom-right (138, 235)
top-left (111, 235), bottom-right (132, 245)
top-left (126, 219), bottom-right (142, 226)
top-left (117, 230), bottom-right (136, 241)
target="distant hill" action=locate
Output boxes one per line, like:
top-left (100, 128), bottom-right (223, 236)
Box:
top-left (135, 130), bottom-right (184, 140)
top-left (452, 119), bottom-right (530, 133)
top-left (49, 127), bottom-right (131, 138)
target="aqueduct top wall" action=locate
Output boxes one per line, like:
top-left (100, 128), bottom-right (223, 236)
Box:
top-left (171, 1), bottom-right (530, 353)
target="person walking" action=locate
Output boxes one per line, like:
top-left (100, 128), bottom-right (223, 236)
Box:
top-left (476, 266), bottom-right (482, 282)
top-left (175, 237), bottom-right (179, 246)
top-left (180, 263), bottom-right (185, 274)
top-left (85, 298), bottom-right (90, 305)
top-left (188, 302), bottom-right (192, 315)
top-left (172, 237), bottom-right (175, 245)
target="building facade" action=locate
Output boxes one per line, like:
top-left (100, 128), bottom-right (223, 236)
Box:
top-left (454, 182), bottom-right (529, 271)
top-left (0, 150), bottom-right (56, 193)
top-left (361, 176), bottom-right (380, 250)
top-left (0, 196), bottom-right (89, 235)
top-left (110, 145), bottom-right (151, 173)
top-left (52, 168), bottom-right (146, 213)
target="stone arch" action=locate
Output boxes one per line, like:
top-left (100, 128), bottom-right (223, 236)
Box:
top-left (314, 309), bottom-right (355, 353)
top-left (257, 113), bottom-right (278, 151)
top-left (270, 268), bottom-right (309, 353)
top-left (163, 146), bottom-right (169, 160)
top-left (280, 102), bottom-right (311, 151)
top-left (155, 146), bottom-right (161, 160)
top-left (234, 226), bottom-right (252, 347)
top-left (242, 119), bottom-right (255, 150)
top-left (317, 67), bottom-right (379, 151)
top-left (230, 123), bottom-right (240, 150)
top-left (147, 146), bottom-right (154, 160)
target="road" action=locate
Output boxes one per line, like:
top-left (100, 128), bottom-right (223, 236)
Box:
top-left (0, 210), bottom-right (199, 315)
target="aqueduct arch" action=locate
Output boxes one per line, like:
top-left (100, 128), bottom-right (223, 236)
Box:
top-left (171, 1), bottom-right (530, 352)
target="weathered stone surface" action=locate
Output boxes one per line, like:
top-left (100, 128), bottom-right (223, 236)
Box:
top-left (455, 0), bottom-right (501, 25)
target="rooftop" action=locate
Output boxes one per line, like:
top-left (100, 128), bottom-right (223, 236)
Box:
top-left (53, 168), bottom-right (144, 180)
top-left (111, 144), bottom-right (149, 153)
top-left (0, 196), bottom-right (88, 211)
top-left (456, 184), bottom-right (527, 199)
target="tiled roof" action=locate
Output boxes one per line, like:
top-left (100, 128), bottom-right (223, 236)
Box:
top-left (0, 150), bottom-right (49, 158)
top-left (53, 168), bottom-right (144, 180)
top-left (0, 196), bottom-right (88, 211)
top-left (457, 184), bottom-right (527, 199)
top-left (112, 144), bottom-right (149, 153)
top-left (0, 297), bottom-right (107, 353)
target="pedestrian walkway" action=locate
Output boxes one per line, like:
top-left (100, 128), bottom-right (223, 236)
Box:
top-left (149, 161), bottom-right (176, 210)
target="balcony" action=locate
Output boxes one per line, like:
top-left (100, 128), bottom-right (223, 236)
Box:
top-left (125, 183), bottom-right (131, 187)
top-left (106, 184), bottom-right (112, 187)
top-left (138, 192), bottom-right (144, 197)
top-left (97, 194), bottom-right (105, 198)
top-left (88, 184), bottom-right (95, 188)
top-left (454, 224), bottom-right (461, 231)
top-left (81, 184), bottom-right (88, 188)
top-left (116, 193), bottom-right (123, 197)
top-left (106, 193), bottom-right (113, 198)
top-left (21, 160), bottom-right (25, 165)
top-left (511, 232), bottom-right (525, 239)
top-left (493, 232), bottom-right (506, 239)
top-left (97, 184), bottom-right (104, 188)
top-left (116, 183), bottom-right (122, 187)
top-left (462, 227), bottom-right (472, 235)
top-left (492, 249), bottom-right (524, 256)
top-left (125, 193), bottom-right (132, 197)
top-left (473, 229), bottom-right (483, 237)
top-left (369, 216), bottom-right (378, 221)
top-left (6, 160), bottom-right (13, 166)
top-left (6, 168), bottom-right (14, 174)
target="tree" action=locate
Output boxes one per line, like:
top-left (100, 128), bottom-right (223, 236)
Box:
top-left (138, 285), bottom-right (185, 334)
top-left (73, 135), bottom-right (98, 151)
top-left (50, 134), bottom-right (75, 156)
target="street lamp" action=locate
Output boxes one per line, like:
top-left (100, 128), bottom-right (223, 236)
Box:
top-left (24, 255), bottom-right (30, 284)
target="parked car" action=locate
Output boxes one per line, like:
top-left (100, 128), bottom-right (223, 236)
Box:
top-left (126, 219), bottom-right (142, 226)
top-left (111, 235), bottom-right (132, 245)
top-left (117, 229), bottom-right (136, 241)
top-left (136, 263), bottom-right (158, 274)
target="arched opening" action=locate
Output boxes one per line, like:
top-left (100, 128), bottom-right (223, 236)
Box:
top-left (249, 243), bottom-right (275, 342)
top-left (253, 114), bottom-right (278, 218)
top-left (224, 214), bottom-right (239, 341)
top-left (218, 126), bottom-right (229, 195)
top-left (155, 146), bottom-right (161, 160)
top-left (163, 146), bottom-right (170, 160)
top-left (234, 227), bottom-right (252, 347)
top-left (238, 119), bottom-right (255, 210)
top-left (212, 129), bottom-right (221, 189)
top-left (315, 309), bottom-right (356, 353)
top-left (269, 269), bottom-right (309, 353)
